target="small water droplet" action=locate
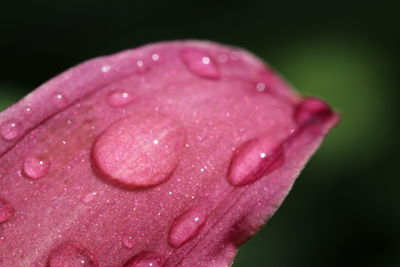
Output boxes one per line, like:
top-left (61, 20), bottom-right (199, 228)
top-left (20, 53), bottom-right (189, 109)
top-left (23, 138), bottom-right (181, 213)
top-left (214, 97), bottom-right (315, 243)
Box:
top-left (47, 242), bottom-right (98, 267)
top-left (256, 82), bottom-right (266, 92)
top-left (151, 53), bottom-right (159, 61)
top-left (0, 197), bottom-right (14, 224)
top-left (22, 156), bottom-right (50, 180)
top-left (0, 121), bottom-right (20, 141)
top-left (101, 65), bottom-right (111, 73)
top-left (294, 97), bottom-right (333, 125)
top-left (181, 49), bottom-right (220, 79)
top-left (228, 135), bottom-right (286, 186)
top-left (123, 251), bottom-right (164, 267)
top-left (168, 207), bottom-right (207, 248)
top-left (136, 60), bottom-right (144, 68)
top-left (230, 51), bottom-right (240, 61)
top-left (218, 54), bottom-right (228, 63)
top-left (92, 113), bottom-right (185, 188)
top-left (122, 235), bottom-right (135, 248)
top-left (82, 192), bottom-right (97, 203)
top-left (53, 93), bottom-right (68, 110)
top-left (107, 90), bottom-right (135, 107)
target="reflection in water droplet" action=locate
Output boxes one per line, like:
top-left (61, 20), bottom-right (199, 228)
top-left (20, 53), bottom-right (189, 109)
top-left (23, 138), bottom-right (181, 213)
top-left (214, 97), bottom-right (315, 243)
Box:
top-left (0, 121), bottom-right (20, 141)
top-left (181, 49), bottom-right (220, 79)
top-left (91, 113), bottom-right (185, 188)
top-left (0, 197), bottom-right (14, 224)
top-left (168, 207), bottom-right (207, 248)
top-left (228, 135), bottom-right (286, 186)
top-left (22, 156), bottom-right (50, 180)
top-left (107, 90), bottom-right (135, 107)
top-left (47, 242), bottom-right (98, 267)
top-left (54, 93), bottom-right (68, 110)
top-left (123, 251), bottom-right (164, 267)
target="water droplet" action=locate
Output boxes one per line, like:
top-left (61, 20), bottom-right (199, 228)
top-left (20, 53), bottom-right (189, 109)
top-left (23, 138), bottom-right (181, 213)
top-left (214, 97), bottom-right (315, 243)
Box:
top-left (151, 53), bottom-right (159, 61)
top-left (101, 65), bottom-right (111, 73)
top-left (82, 192), bottom-right (97, 203)
top-left (0, 197), bottom-right (14, 224)
top-left (92, 113), bottom-right (185, 188)
top-left (181, 49), bottom-right (220, 79)
top-left (256, 82), bottom-right (266, 92)
top-left (230, 51), bottom-right (240, 61)
top-left (53, 93), bottom-right (68, 110)
top-left (134, 59), bottom-right (149, 73)
top-left (0, 120), bottom-right (20, 141)
top-left (107, 90), bottom-right (135, 107)
top-left (47, 242), bottom-right (98, 267)
top-left (122, 235), bottom-right (135, 248)
top-left (168, 207), bottom-right (207, 248)
top-left (228, 135), bottom-right (286, 186)
top-left (22, 156), bottom-right (50, 180)
top-left (218, 54), bottom-right (228, 63)
top-left (136, 60), bottom-right (144, 68)
top-left (123, 251), bottom-right (164, 267)
top-left (294, 97), bottom-right (333, 125)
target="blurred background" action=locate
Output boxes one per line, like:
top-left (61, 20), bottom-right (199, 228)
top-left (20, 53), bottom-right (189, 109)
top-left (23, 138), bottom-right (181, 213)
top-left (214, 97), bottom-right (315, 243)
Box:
top-left (0, 1), bottom-right (399, 266)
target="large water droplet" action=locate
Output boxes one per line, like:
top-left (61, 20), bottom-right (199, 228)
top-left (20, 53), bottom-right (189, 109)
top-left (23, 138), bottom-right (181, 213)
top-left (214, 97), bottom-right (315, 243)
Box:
top-left (168, 207), bottom-right (207, 248)
top-left (124, 251), bottom-right (164, 267)
top-left (47, 242), bottom-right (98, 267)
top-left (181, 49), bottom-right (220, 79)
top-left (22, 156), bottom-right (50, 180)
top-left (107, 90), bottom-right (135, 107)
top-left (0, 120), bottom-right (20, 141)
top-left (228, 135), bottom-right (286, 186)
top-left (92, 113), bottom-right (185, 188)
top-left (0, 197), bottom-right (14, 224)
top-left (294, 97), bottom-right (333, 125)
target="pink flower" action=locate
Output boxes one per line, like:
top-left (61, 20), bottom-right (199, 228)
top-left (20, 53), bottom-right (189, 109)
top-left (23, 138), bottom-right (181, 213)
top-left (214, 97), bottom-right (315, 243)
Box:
top-left (0, 41), bottom-right (338, 266)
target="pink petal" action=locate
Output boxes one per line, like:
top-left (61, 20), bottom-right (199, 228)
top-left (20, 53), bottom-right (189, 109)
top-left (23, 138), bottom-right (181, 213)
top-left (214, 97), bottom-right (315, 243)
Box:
top-left (0, 41), bottom-right (338, 266)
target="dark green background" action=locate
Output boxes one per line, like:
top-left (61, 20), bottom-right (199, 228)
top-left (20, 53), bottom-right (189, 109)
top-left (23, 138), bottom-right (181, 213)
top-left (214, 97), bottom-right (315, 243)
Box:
top-left (1, 1), bottom-right (399, 266)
